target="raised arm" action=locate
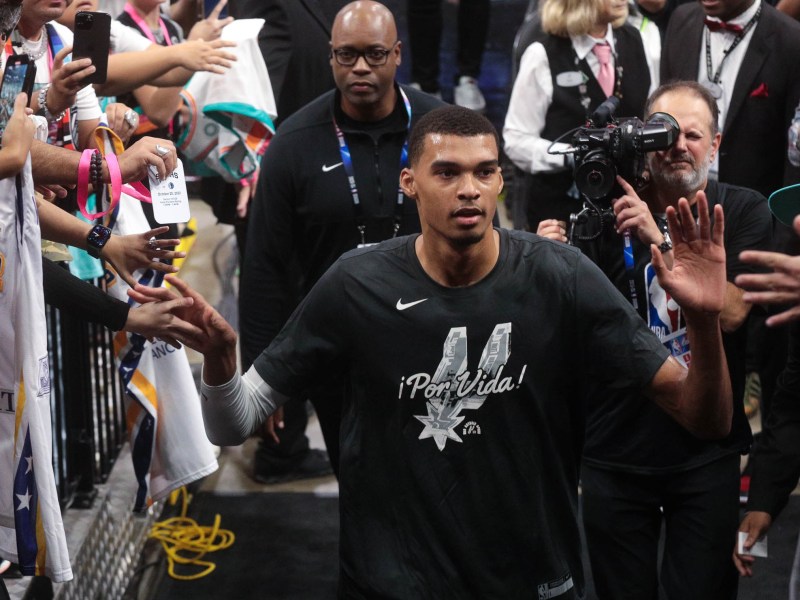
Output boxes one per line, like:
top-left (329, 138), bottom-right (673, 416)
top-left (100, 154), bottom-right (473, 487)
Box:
top-left (644, 194), bottom-right (732, 438)
top-left (128, 275), bottom-right (287, 446)
top-left (98, 39), bottom-right (236, 96)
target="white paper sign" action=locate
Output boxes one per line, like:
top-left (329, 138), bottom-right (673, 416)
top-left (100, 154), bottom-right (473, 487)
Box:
top-left (737, 531), bottom-right (768, 558)
top-left (149, 159), bottom-right (190, 224)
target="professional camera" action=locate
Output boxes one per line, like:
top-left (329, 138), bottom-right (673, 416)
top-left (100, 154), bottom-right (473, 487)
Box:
top-left (552, 97), bottom-right (680, 202)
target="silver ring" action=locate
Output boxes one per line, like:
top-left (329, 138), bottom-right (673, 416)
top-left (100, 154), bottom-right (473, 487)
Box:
top-left (124, 109), bottom-right (138, 128)
top-left (147, 238), bottom-right (159, 250)
top-left (155, 144), bottom-right (170, 158)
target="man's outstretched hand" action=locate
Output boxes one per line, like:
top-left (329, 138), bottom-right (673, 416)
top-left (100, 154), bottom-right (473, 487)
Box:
top-left (651, 192), bottom-right (726, 318)
top-left (129, 275), bottom-right (238, 386)
top-left (736, 215), bottom-right (800, 326)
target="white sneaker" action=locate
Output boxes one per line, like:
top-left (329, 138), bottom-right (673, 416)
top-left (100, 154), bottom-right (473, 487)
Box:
top-left (454, 76), bottom-right (486, 113)
top-left (409, 81), bottom-right (443, 101)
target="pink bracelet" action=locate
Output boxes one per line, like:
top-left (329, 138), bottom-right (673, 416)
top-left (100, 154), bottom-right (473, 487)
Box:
top-left (104, 152), bottom-right (123, 208)
top-left (76, 149), bottom-right (95, 220)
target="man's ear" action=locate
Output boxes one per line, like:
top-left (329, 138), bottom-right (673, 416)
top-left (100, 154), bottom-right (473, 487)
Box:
top-left (400, 167), bottom-right (416, 199)
top-left (710, 131), bottom-right (722, 161)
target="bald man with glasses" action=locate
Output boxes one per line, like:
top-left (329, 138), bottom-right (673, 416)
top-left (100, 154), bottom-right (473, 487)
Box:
top-left (238, 0), bottom-right (444, 484)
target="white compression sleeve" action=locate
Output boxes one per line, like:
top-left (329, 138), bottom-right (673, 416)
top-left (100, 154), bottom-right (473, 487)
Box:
top-left (199, 366), bottom-right (289, 446)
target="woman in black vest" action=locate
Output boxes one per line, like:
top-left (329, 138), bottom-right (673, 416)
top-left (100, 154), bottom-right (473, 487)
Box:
top-left (503, 0), bottom-right (654, 230)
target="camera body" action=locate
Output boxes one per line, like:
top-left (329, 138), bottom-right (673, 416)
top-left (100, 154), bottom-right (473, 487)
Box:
top-left (569, 97), bottom-right (680, 202)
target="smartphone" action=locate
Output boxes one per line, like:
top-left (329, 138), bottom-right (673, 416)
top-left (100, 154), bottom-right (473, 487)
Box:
top-left (72, 11), bottom-right (111, 85)
top-left (0, 54), bottom-right (36, 137)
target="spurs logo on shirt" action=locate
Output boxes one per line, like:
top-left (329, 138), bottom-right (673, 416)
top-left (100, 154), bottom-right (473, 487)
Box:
top-left (398, 323), bottom-right (528, 450)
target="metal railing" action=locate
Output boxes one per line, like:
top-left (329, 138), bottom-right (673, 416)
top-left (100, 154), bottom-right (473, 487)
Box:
top-left (46, 279), bottom-right (127, 510)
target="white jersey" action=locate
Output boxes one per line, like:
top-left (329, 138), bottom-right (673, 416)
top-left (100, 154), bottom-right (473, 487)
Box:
top-left (96, 128), bottom-right (218, 510)
top-left (0, 160), bottom-right (72, 582)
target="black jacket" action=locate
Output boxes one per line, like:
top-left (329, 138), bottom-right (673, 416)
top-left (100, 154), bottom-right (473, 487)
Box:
top-left (239, 84), bottom-right (444, 368)
top-left (748, 323), bottom-right (800, 519)
top-left (661, 2), bottom-right (800, 200)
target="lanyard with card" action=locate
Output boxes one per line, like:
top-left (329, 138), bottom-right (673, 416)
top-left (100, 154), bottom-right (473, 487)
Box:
top-left (149, 159), bottom-right (190, 224)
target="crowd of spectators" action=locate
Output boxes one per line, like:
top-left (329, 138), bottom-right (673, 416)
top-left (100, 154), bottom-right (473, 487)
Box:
top-left (3, 0), bottom-right (800, 596)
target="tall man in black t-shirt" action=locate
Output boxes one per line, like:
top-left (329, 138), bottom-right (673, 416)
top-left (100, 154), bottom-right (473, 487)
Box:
top-left (239, 0), bottom-right (443, 482)
top-left (538, 80), bottom-right (772, 599)
top-left (140, 104), bottom-right (735, 598)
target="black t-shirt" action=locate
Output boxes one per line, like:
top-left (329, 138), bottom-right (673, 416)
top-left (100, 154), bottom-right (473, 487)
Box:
top-left (254, 228), bottom-right (669, 599)
top-left (579, 181), bottom-right (773, 473)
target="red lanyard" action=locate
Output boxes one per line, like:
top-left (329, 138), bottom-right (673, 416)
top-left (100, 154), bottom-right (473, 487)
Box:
top-left (123, 3), bottom-right (173, 46)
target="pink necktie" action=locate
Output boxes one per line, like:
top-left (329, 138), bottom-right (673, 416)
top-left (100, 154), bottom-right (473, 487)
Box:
top-left (593, 43), bottom-right (614, 98)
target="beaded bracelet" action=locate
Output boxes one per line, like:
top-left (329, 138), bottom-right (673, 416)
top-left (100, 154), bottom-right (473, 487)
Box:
top-left (89, 149), bottom-right (103, 189)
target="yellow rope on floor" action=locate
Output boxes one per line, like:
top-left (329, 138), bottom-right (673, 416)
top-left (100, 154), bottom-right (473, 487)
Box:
top-left (148, 487), bottom-right (235, 580)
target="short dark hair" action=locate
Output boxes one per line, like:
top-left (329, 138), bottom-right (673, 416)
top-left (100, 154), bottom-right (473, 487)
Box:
top-left (407, 105), bottom-right (500, 167)
top-left (645, 80), bottom-right (720, 136)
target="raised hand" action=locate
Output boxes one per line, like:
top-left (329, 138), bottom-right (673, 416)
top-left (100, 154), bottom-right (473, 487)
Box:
top-left (46, 46), bottom-right (95, 114)
top-left (129, 275), bottom-right (237, 359)
top-left (736, 215), bottom-right (800, 326)
top-left (651, 192), bottom-right (726, 316)
top-left (177, 38), bottom-right (236, 74)
top-left (187, 0), bottom-right (234, 42)
top-left (124, 292), bottom-right (202, 349)
top-left (103, 226), bottom-right (185, 288)
top-left (117, 136), bottom-right (177, 181)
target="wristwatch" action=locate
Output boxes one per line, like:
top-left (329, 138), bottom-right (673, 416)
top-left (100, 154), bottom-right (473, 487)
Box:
top-left (86, 224), bottom-right (112, 259)
top-left (658, 229), bottom-right (673, 254)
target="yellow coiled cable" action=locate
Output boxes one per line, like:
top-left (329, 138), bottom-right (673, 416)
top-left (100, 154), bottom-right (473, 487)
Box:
top-left (148, 487), bottom-right (235, 580)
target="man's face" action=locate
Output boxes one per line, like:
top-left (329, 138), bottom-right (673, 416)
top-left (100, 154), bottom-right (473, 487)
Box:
top-left (21, 0), bottom-right (69, 29)
top-left (400, 133), bottom-right (502, 248)
top-left (700, 0), bottom-right (755, 21)
top-left (646, 91), bottom-right (721, 197)
top-left (330, 10), bottom-right (400, 117)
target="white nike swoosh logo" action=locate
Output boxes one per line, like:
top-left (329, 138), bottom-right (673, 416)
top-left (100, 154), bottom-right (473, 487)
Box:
top-left (396, 298), bottom-right (429, 311)
top-left (322, 162), bottom-right (343, 173)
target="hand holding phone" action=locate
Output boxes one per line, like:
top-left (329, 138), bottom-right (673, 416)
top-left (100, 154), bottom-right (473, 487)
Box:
top-left (72, 11), bottom-right (111, 84)
top-left (0, 54), bottom-right (36, 137)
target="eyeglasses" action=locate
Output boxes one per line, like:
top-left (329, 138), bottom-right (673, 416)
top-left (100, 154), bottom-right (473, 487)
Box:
top-left (331, 42), bottom-right (398, 67)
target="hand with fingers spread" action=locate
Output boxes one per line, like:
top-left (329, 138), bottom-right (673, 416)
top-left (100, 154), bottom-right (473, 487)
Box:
top-left (732, 510), bottom-right (772, 577)
top-left (129, 275), bottom-right (238, 369)
top-left (177, 38), bottom-right (236, 74)
top-left (652, 192), bottom-right (727, 316)
top-left (124, 292), bottom-right (203, 350)
top-left (44, 46), bottom-right (95, 115)
top-left (188, 0), bottom-right (234, 42)
top-left (535, 219), bottom-right (568, 243)
top-left (118, 136), bottom-right (177, 182)
top-left (103, 226), bottom-right (185, 288)
top-left (612, 175), bottom-right (664, 246)
top-left (736, 215), bottom-right (800, 326)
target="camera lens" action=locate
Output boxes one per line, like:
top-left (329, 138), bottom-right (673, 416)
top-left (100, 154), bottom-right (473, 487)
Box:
top-left (575, 150), bottom-right (616, 201)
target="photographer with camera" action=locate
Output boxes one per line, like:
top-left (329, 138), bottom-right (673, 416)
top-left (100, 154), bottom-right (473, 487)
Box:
top-left (538, 80), bottom-right (772, 598)
top-left (503, 0), bottom-right (656, 231)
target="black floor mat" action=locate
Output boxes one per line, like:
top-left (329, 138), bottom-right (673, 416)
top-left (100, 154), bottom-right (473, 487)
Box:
top-left (151, 492), bottom-right (339, 600)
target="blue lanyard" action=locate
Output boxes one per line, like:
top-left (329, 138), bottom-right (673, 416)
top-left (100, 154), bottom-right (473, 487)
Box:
top-left (622, 231), bottom-right (639, 310)
top-left (333, 87), bottom-right (412, 246)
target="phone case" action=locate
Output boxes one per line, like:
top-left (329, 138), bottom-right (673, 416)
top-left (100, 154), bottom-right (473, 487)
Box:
top-left (72, 11), bottom-right (111, 85)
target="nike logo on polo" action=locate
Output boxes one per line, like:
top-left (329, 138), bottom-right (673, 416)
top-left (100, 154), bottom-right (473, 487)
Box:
top-left (396, 298), bottom-right (429, 311)
top-left (321, 162), bottom-right (343, 172)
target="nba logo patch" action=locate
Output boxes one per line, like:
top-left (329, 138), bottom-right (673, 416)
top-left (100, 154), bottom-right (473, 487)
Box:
top-left (37, 356), bottom-right (50, 397)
